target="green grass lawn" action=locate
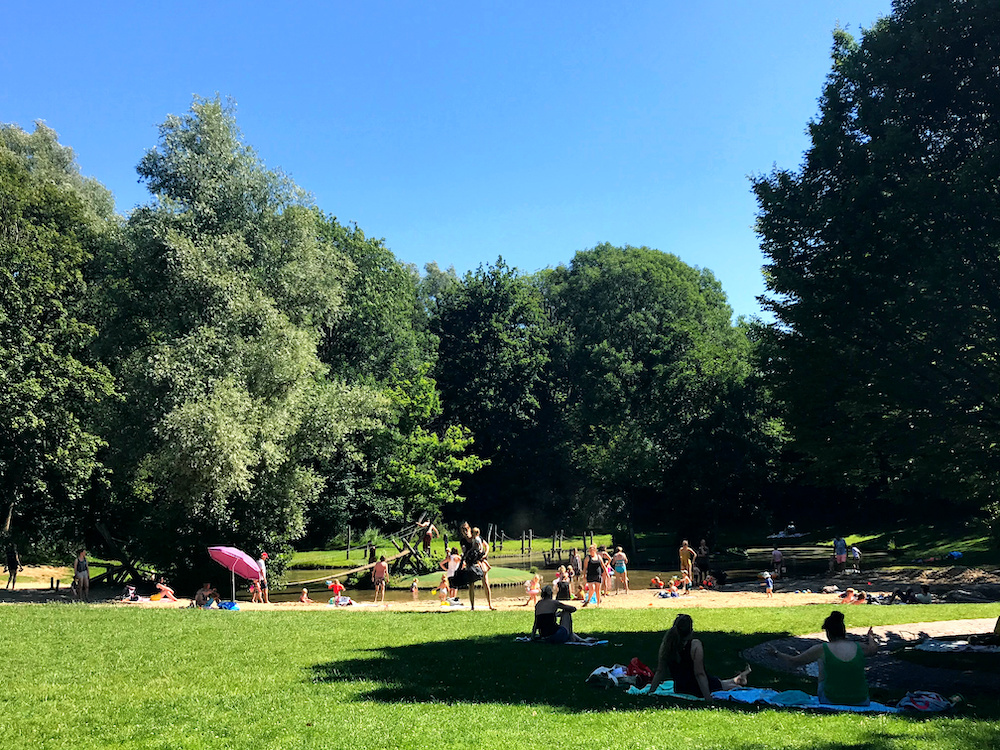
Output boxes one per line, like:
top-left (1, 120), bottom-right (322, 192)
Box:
top-left (1, 603), bottom-right (998, 749)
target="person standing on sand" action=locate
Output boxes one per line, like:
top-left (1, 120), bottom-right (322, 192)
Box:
top-left (257, 552), bottom-right (270, 604)
top-left (679, 540), bottom-right (696, 580)
top-left (73, 549), bottom-right (90, 602)
top-left (569, 548), bottom-right (583, 597)
top-left (612, 547), bottom-right (630, 594)
top-left (372, 556), bottom-right (388, 604)
top-left (697, 539), bottom-right (710, 576)
top-left (5, 544), bottom-right (22, 589)
top-left (582, 545), bottom-right (603, 607)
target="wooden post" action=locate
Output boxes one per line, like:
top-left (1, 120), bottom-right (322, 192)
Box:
top-left (498, 530), bottom-right (503, 552)
top-left (346, 526), bottom-right (351, 560)
top-left (551, 530), bottom-right (556, 552)
top-left (589, 530), bottom-right (594, 548)
top-left (528, 529), bottom-right (533, 554)
top-left (521, 531), bottom-right (525, 555)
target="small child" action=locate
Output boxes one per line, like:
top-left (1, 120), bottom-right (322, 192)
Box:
top-left (299, 587), bottom-right (315, 604)
top-left (680, 570), bottom-right (692, 594)
top-left (328, 579), bottom-right (345, 598)
top-left (522, 574), bottom-right (542, 606)
top-left (650, 576), bottom-right (665, 589)
top-left (410, 578), bottom-right (420, 601)
top-left (471, 527), bottom-right (493, 573)
top-left (763, 571), bottom-right (773, 598)
top-left (437, 574), bottom-right (449, 604)
top-left (250, 579), bottom-right (263, 604)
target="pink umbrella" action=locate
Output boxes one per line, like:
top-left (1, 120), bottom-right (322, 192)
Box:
top-left (208, 546), bottom-right (261, 602)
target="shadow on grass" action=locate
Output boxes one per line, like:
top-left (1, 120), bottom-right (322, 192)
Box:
top-left (310, 628), bottom-right (782, 711)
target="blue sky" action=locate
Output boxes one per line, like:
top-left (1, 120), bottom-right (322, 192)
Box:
top-left (2, 1), bottom-right (892, 319)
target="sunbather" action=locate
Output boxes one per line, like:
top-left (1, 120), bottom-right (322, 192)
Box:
top-left (530, 585), bottom-right (596, 644)
top-left (650, 613), bottom-right (750, 698)
top-left (769, 610), bottom-right (877, 706)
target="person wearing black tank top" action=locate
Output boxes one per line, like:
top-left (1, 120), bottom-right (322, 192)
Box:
top-left (582, 545), bottom-right (603, 606)
top-left (651, 614), bottom-right (751, 698)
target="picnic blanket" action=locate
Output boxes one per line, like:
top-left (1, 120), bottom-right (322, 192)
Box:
top-left (626, 681), bottom-right (703, 700)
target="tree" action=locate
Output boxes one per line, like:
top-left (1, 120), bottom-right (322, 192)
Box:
top-left (753, 0), bottom-right (1000, 512)
top-left (430, 259), bottom-right (559, 525)
top-left (91, 97), bottom-right (376, 578)
top-left (543, 244), bottom-right (775, 531)
top-left (0, 124), bottom-right (115, 548)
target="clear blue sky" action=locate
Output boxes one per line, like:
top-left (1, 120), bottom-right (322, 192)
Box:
top-left (2, 1), bottom-right (892, 319)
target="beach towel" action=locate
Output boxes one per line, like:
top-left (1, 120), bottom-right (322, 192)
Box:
top-left (712, 688), bottom-right (900, 713)
top-left (626, 681), bottom-right (704, 700)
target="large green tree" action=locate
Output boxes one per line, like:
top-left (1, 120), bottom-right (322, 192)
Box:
top-left (430, 259), bottom-right (559, 527)
top-left (91, 97), bottom-right (380, 577)
top-left (753, 0), bottom-right (1000, 513)
top-left (0, 124), bottom-right (115, 549)
top-left (544, 244), bottom-right (778, 532)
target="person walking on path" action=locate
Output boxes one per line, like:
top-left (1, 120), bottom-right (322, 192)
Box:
top-left (257, 552), bottom-right (270, 604)
top-left (372, 555), bottom-right (388, 604)
top-left (679, 540), bottom-right (697, 580)
top-left (771, 546), bottom-right (783, 578)
top-left (4, 544), bottom-right (21, 589)
top-left (833, 537), bottom-right (848, 572)
top-left (850, 545), bottom-right (862, 573)
top-left (73, 549), bottom-right (90, 602)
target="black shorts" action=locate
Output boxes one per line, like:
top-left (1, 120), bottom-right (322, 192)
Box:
top-left (447, 575), bottom-right (457, 589)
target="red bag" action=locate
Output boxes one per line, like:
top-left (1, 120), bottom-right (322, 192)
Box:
top-left (626, 657), bottom-right (654, 687)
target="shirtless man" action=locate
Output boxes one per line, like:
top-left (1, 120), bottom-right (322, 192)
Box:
top-left (372, 555), bottom-right (388, 604)
top-left (678, 540), bottom-right (697, 580)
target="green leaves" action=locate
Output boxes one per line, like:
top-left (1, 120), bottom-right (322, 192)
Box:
top-left (754, 0), bottom-right (1000, 510)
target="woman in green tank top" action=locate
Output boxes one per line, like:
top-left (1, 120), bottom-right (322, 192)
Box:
top-left (769, 610), bottom-right (877, 706)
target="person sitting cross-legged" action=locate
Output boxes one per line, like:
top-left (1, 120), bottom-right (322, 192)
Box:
top-left (530, 585), bottom-right (597, 644)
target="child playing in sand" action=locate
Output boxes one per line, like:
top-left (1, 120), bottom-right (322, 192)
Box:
top-left (650, 576), bottom-right (665, 589)
top-left (762, 571), bottom-right (773, 598)
top-left (299, 588), bottom-right (315, 604)
top-left (437, 574), bottom-right (449, 604)
top-left (410, 578), bottom-right (420, 600)
top-left (250, 579), bottom-right (263, 603)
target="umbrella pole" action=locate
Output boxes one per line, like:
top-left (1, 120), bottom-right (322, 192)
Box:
top-left (231, 570), bottom-right (236, 603)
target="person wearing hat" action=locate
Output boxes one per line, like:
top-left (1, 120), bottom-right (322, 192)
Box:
top-left (257, 552), bottom-right (270, 604)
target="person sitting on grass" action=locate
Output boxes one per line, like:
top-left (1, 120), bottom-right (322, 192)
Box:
top-left (769, 610), bottom-right (877, 706)
top-left (530, 585), bottom-right (597, 644)
top-left (650, 613), bottom-right (751, 698)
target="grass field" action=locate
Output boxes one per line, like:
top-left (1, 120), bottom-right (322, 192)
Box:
top-left (1, 603), bottom-right (998, 749)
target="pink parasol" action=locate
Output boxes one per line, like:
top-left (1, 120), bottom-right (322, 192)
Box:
top-left (208, 546), bottom-right (261, 602)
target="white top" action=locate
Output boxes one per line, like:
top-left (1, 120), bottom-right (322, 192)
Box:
top-left (257, 558), bottom-right (267, 579)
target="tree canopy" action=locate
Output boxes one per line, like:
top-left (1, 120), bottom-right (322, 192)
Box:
top-left (753, 0), bottom-right (1000, 513)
